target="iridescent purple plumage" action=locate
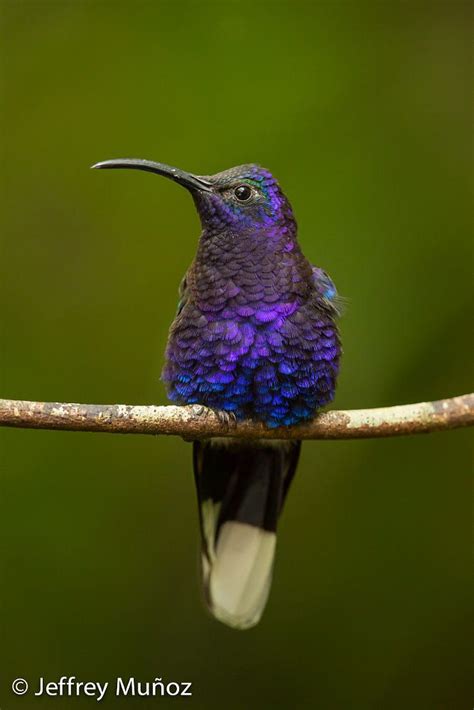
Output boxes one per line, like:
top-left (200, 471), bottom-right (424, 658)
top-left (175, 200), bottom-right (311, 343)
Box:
top-left (93, 158), bottom-right (342, 629)
top-left (161, 164), bottom-right (341, 427)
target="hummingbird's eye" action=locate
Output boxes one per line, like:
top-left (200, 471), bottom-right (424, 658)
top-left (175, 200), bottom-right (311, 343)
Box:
top-left (234, 184), bottom-right (252, 202)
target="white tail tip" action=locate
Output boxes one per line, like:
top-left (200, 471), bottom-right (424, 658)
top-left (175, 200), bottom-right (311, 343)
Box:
top-left (204, 521), bottom-right (277, 630)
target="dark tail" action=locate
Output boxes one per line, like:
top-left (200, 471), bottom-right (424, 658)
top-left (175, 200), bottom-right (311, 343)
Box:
top-left (193, 439), bottom-right (301, 630)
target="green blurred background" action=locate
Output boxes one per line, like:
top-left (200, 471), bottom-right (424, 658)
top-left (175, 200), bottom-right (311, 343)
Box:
top-left (1, 1), bottom-right (472, 708)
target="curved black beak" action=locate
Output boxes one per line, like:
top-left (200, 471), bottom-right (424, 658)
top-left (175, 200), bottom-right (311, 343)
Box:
top-left (91, 159), bottom-right (213, 193)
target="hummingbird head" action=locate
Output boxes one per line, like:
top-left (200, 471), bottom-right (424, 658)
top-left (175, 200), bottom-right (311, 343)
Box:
top-left (92, 159), bottom-right (296, 236)
top-left (195, 163), bottom-right (296, 234)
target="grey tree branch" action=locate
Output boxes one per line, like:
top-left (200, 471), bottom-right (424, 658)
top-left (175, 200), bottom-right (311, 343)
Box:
top-left (0, 394), bottom-right (472, 441)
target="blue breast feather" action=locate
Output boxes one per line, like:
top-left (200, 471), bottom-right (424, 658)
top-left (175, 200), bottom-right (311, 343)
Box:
top-left (162, 272), bottom-right (341, 428)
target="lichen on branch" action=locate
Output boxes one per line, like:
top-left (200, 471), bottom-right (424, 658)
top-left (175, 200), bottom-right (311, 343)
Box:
top-left (0, 394), bottom-right (472, 441)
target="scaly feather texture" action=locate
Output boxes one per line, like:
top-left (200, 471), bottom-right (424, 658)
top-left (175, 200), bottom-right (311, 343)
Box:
top-left (93, 158), bottom-right (341, 629)
top-left (162, 165), bottom-right (341, 628)
top-left (162, 165), bottom-right (341, 428)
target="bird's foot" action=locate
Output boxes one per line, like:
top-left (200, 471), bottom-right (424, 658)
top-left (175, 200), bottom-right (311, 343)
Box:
top-left (214, 409), bottom-right (237, 427)
top-left (190, 404), bottom-right (237, 428)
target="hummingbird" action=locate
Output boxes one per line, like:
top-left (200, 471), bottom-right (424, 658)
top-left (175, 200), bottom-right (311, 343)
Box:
top-left (92, 158), bottom-right (342, 630)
